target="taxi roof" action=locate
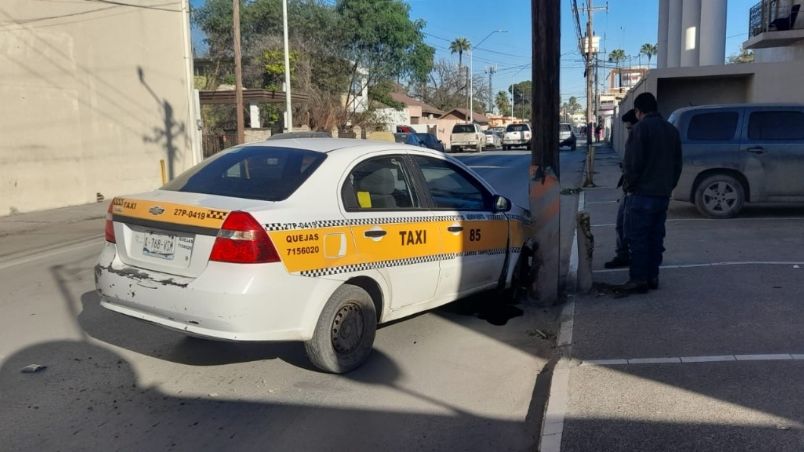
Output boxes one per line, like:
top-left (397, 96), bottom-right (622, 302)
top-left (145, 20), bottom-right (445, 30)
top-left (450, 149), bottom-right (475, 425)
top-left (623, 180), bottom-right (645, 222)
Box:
top-left (243, 138), bottom-right (409, 154)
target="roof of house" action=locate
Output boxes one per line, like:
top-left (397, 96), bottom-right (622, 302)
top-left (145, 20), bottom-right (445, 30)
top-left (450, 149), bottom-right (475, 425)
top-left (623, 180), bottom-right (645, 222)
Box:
top-left (388, 88), bottom-right (445, 117)
top-left (441, 108), bottom-right (490, 124)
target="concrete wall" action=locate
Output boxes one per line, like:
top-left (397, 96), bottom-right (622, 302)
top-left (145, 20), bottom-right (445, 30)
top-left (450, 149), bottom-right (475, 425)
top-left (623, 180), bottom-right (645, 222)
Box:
top-left (0, 0), bottom-right (197, 215)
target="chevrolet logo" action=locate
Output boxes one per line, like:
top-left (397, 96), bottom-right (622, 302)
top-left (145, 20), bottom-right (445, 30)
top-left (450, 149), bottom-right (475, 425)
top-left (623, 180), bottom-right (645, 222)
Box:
top-left (148, 206), bottom-right (165, 216)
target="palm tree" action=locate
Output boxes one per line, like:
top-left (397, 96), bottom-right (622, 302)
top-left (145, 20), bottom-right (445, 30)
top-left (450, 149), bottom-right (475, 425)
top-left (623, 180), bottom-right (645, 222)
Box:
top-left (640, 43), bottom-right (657, 66)
top-left (449, 37), bottom-right (471, 67)
top-left (608, 48), bottom-right (627, 89)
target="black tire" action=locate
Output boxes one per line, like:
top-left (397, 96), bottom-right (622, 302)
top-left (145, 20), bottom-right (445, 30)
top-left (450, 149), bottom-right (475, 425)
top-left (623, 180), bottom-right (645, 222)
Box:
top-left (502, 145), bottom-right (509, 151)
top-left (500, 248), bottom-right (529, 303)
top-left (305, 285), bottom-right (377, 373)
top-left (452, 146), bottom-right (460, 153)
top-left (694, 173), bottom-right (745, 219)
top-left (570, 142), bottom-right (576, 151)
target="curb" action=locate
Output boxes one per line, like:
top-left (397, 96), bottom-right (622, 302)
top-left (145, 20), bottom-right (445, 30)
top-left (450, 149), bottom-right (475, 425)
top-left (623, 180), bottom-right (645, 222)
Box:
top-left (538, 188), bottom-right (584, 451)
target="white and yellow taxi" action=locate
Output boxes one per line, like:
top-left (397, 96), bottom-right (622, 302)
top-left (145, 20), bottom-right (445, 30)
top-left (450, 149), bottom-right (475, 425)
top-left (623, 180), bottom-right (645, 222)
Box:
top-left (95, 138), bottom-right (534, 373)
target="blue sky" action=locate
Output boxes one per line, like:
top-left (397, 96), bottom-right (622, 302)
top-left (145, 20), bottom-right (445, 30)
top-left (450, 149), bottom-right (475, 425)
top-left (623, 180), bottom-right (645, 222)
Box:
top-left (191, 0), bottom-right (757, 103)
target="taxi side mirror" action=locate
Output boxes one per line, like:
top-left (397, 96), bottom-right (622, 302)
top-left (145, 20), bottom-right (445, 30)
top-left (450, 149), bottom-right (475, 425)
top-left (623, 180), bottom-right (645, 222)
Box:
top-left (492, 195), bottom-right (512, 213)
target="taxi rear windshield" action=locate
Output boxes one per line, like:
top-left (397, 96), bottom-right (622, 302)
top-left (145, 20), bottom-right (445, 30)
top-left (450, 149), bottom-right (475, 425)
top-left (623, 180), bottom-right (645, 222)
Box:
top-left (162, 146), bottom-right (326, 202)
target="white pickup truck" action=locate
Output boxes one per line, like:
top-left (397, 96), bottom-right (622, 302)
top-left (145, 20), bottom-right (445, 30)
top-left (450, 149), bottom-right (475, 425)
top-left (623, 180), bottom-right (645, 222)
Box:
top-left (450, 123), bottom-right (485, 152)
top-left (502, 123), bottom-right (532, 150)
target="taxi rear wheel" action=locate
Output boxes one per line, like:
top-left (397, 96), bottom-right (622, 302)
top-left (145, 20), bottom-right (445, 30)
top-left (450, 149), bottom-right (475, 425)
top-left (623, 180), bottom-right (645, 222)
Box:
top-left (305, 285), bottom-right (377, 374)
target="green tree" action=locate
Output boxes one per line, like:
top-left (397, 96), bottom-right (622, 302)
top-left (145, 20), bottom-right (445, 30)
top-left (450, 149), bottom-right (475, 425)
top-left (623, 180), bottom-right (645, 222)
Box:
top-left (449, 37), bottom-right (471, 67)
top-left (336, 0), bottom-right (434, 121)
top-left (728, 48), bottom-right (754, 64)
top-left (509, 81), bottom-right (532, 119)
top-left (495, 90), bottom-right (511, 116)
top-left (640, 43), bottom-right (657, 66)
top-left (608, 48), bottom-right (627, 87)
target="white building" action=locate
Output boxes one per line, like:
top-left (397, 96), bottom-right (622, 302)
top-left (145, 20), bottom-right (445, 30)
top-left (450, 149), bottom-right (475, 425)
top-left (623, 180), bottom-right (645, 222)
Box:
top-left (0, 0), bottom-right (199, 215)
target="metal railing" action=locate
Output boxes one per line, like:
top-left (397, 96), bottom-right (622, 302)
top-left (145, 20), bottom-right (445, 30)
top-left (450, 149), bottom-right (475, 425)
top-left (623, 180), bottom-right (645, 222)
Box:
top-left (749, 0), bottom-right (801, 37)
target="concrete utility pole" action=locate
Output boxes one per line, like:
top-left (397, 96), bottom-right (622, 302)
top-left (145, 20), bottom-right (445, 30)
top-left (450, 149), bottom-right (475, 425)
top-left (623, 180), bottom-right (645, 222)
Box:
top-left (582, 1), bottom-right (606, 187)
top-left (232, 0), bottom-right (245, 144)
top-left (487, 65), bottom-right (497, 114)
top-left (529, 0), bottom-right (561, 305)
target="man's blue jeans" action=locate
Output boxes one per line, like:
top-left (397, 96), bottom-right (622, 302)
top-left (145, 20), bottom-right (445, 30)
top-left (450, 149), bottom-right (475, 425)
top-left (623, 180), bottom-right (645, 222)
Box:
top-left (623, 194), bottom-right (670, 282)
top-left (615, 195), bottom-right (629, 260)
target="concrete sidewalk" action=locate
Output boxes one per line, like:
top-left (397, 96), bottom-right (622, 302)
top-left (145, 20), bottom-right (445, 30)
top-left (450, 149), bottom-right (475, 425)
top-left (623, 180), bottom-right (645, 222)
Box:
top-left (545, 146), bottom-right (804, 451)
top-left (0, 201), bottom-right (108, 260)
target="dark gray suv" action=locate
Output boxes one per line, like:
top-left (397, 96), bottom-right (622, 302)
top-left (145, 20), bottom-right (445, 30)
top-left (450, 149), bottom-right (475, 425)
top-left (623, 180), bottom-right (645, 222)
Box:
top-left (669, 104), bottom-right (804, 218)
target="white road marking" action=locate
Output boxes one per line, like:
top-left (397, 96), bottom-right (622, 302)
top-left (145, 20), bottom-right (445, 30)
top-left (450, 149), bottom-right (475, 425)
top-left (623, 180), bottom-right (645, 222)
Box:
top-left (593, 217), bottom-right (804, 228)
top-left (594, 261), bottom-right (804, 273)
top-left (566, 191), bottom-right (583, 292)
top-left (582, 353), bottom-right (804, 366)
top-left (0, 237), bottom-right (102, 271)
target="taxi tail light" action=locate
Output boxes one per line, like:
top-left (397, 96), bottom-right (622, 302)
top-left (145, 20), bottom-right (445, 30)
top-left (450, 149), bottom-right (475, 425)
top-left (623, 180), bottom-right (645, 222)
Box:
top-left (209, 211), bottom-right (280, 264)
top-left (105, 203), bottom-right (116, 243)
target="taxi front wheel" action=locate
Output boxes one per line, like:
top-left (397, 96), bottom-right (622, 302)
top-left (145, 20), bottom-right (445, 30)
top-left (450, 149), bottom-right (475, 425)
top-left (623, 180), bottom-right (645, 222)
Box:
top-left (305, 285), bottom-right (377, 374)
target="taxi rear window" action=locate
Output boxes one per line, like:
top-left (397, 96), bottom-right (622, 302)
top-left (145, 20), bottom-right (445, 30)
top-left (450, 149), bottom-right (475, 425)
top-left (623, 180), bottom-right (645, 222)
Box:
top-left (162, 146), bottom-right (326, 202)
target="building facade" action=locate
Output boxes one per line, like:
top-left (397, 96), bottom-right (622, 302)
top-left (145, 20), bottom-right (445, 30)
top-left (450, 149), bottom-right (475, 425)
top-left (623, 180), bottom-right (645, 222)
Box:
top-left (0, 0), bottom-right (198, 215)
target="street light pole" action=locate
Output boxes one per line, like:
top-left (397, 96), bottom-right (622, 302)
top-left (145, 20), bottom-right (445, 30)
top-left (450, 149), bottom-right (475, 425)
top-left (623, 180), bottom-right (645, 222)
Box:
top-left (470, 29), bottom-right (506, 123)
top-left (282, 0), bottom-right (293, 132)
top-left (232, 0), bottom-right (244, 144)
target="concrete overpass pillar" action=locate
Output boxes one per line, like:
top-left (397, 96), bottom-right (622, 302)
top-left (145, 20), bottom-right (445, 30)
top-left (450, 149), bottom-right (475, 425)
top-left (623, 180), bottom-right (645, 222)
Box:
top-left (667, 0), bottom-right (682, 67)
top-left (680, 0), bottom-right (701, 67)
top-left (657, 0), bottom-right (670, 68)
top-left (699, 0), bottom-right (727, 66)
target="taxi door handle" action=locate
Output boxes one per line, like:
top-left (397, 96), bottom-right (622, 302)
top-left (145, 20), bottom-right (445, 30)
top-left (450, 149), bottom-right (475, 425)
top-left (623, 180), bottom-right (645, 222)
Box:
top-left (447, 226), bottom-right (464, 233)
top-left (746, 146), bottom-right (765, 154)
top-left (364, 230), bottom-right (387, 238)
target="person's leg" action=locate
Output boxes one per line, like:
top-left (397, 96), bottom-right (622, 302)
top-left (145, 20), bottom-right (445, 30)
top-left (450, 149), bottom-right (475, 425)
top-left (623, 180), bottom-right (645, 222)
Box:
top-left (624, 195), bottom-right (651, 284)
top-left (605, 196), bottom-right (630, 268)
top-left (649, 197), bottom-right (670, 282)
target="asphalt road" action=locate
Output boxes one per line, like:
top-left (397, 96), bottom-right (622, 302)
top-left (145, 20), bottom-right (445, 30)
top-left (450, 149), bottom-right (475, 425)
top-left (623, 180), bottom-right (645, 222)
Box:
top-left (0, 149), bottom-right (590, 451)
top-left (559, 146), bottom-right (804, 451)
top-left (454, 146), bottom-right (588, 288)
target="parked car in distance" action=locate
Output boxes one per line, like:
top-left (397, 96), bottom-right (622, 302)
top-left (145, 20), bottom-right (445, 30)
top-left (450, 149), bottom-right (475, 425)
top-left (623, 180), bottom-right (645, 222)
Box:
top-left (450, 123), bottom-right (485, 152)
top-left (503, 123), bottom-right (532, 150)
top-left (268, 131), bottom-right (332, 140)
top-left (396, 125), bottom-right (415, 133)
top-left (484, 129), bottom-right (502, 149)
top-left (393, 132), bottom-right (426, 147)
top-left (559, 123), bottom-right (577, 150)
top-left (669, 104), bottom-right (804, 218)
top-left (416, 133), bottom-right (445, 152)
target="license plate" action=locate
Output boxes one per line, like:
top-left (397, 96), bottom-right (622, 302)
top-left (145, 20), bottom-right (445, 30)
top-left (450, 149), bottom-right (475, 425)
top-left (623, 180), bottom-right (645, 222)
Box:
top-left (143, 232), bottom-right (176, 260)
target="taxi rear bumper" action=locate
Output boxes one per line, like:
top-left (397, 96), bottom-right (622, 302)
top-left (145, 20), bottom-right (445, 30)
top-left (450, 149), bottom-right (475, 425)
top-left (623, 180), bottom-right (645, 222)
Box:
top-left (94, 243), bottom-right (341, 341)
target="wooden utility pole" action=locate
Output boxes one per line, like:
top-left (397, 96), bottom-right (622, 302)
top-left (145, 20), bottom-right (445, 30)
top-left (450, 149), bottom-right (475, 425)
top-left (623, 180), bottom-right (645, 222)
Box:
top-left (233, 0), bottom-right (245, 144)
top-left (528, 0), bottom-right (561, 305)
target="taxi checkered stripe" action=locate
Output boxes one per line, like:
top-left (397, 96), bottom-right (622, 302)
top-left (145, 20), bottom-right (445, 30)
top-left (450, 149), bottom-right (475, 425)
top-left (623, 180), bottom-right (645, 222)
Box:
top-left (297, 248), bottom-right (514, 277)
top-left (299, 253), bottom-right (455, 277)
top-left (264, 215), bottom-right (506, 231)
top-left (206, 210), bottom-right (227, 220)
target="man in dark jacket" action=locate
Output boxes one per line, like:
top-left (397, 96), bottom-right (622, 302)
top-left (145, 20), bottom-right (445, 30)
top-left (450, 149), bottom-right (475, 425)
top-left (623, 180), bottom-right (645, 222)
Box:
top-left (605, 109), bottom-right (639, 269)
top-left (616, 93), bottom-right (682, 296)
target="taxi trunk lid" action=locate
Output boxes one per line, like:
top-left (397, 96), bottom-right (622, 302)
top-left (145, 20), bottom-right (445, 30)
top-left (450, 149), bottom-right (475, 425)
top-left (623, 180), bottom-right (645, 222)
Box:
top-left (109, 191), bottom-right (271, 278)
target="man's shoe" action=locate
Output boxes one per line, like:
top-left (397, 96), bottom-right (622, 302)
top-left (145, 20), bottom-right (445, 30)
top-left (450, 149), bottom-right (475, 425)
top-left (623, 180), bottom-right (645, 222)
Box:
top-left (648, 277), bottom-right (659, 290)
top-left (612, 280), bottom-right (649, 298)
top-left (604, 256), bottom-right (630, 269)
